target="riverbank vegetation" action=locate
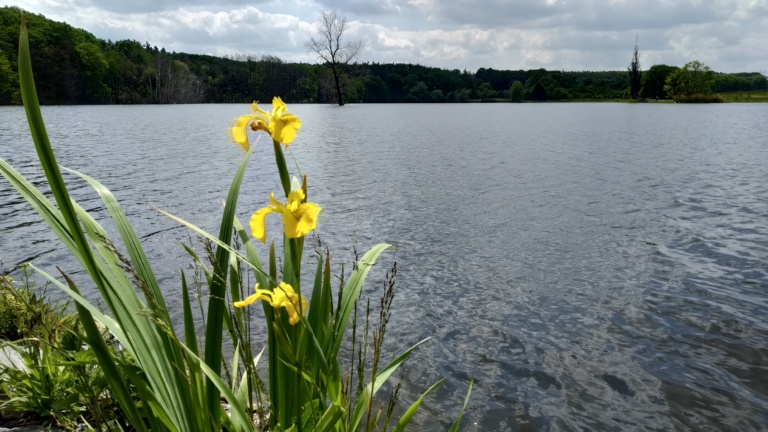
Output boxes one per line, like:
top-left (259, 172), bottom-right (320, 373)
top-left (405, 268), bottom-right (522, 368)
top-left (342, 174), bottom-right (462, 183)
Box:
top-left (1, 268), bottom-right (129, 430)
top-left (720, 90), bottom-right (768, 102)
top-left (1, 17), bottom-right (471, 431)
top-left (0, 6), bottom-right (765, 106)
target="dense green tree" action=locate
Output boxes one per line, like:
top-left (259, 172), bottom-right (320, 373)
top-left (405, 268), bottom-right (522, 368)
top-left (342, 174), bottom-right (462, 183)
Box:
top-left (362, 75), bottom-right (391, 102)
top-left (477, 82), bottom-right (497, 101)
top-left (548, 86), bottom-right (571, 101)
top-left (640, 64), bottom-right (678, 99)
top-left (508, 81), bottom-right (523, 102)
top-left (430, 89), bottom-right (446, 102)
top-left (0, 53), bottom-right (17, 103)
top-left (530, 82), bottom-right (548, 101)
top-left (713, 72), bottom-right (768, 92)
top-left (407, 81), bottom-right (430, 102)
top-left (75, 42), bottom-right (110, 102)
top-left (664, 60), bottom-right (714, 99)
top-left (452, 88), bottom-right (472, 102)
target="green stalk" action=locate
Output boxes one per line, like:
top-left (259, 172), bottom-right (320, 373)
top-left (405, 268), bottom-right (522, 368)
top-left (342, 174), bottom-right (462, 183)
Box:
top-left (15, 17), bottom-right (146, 430)
top-left (273, 139), bottom-right (291, 197)
top-left (202, 144), bottom-right (255, 426)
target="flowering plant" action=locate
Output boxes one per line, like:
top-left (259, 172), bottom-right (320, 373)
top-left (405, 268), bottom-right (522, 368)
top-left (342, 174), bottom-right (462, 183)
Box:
top-left (1, 17), bottom-right (470, 432)
top-left (224, 98), bottom-right (471, 431)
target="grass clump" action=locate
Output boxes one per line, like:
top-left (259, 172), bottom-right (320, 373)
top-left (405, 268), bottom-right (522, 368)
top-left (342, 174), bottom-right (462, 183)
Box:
top-left (674, 93), bottom-right (726, 103)
top-left (0, 266), bottom-right (73, 342)
top-left (720, 90), bottom-right (768, 102)
top-left (0, 268), bottom-right (127, 431)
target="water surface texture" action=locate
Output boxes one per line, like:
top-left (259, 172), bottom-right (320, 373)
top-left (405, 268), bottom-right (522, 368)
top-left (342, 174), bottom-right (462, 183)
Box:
top-left (2, 103), bottom-right (767, 431)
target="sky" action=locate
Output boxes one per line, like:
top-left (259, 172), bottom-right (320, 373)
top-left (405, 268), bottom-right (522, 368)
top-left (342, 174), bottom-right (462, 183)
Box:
top-left (3, 0), bottom-right (767, 73)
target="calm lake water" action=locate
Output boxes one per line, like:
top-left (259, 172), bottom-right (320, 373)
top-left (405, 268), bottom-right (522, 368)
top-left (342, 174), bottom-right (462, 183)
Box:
top-left (1, 103), bottom-right (768, 431)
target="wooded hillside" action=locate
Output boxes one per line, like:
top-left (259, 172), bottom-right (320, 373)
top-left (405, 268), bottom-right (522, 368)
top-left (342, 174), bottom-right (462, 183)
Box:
top-left (1, 7), bottom-right (765, 105)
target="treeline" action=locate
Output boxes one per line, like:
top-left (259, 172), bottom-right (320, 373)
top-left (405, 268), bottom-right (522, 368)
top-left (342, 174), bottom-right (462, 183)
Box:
top-left (1, 7), bottom-right (766, 105)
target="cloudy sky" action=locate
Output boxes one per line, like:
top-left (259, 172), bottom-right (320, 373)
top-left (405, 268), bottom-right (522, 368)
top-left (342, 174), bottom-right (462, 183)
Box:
top-left (4, 0), bottom-right (767, 73)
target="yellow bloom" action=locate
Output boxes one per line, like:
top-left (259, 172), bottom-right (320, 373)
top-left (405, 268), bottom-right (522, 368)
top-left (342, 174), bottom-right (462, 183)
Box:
top-left (250, 187), bottom-right (321, 244)
top-left (234, 282), bottom-right (308, 325)
top-left (227, 97), bottom-right (301, 151)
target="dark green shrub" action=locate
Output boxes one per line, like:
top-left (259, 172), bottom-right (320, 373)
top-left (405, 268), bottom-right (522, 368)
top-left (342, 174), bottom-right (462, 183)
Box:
top-left (674, 93), bottom-right (725, 103)
top-left (0, 267), bottom-right (74, 343)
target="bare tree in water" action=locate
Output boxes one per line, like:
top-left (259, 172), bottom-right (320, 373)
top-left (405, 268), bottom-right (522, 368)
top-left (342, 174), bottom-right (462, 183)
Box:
top-left (305, 10), bottom-right (363, 106)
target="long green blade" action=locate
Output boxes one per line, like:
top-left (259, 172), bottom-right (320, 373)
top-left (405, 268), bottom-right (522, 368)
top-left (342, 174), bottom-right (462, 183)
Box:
top-left (203, 144), bottom-right (255, 423)
top-left (448, 377), bottom-right (473, 432)
top-left (61, 167), bottom-right (173, 328)
top-left (65, 166), bottom-right (198, 424)
top-left (392, 378), bottom-right (446, 432)
top-left (15, 18), bottom-right (150, 430)
top-left (328, 243), bottom-right (393, 358)
top-left (181, 270), bottom-right (199, 357)
top-left (349, 338), bottom-right (429, 430)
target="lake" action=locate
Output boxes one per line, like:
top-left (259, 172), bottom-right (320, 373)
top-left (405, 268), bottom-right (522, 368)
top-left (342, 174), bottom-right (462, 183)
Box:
top-left (1, 103), bottom-right (767, 431)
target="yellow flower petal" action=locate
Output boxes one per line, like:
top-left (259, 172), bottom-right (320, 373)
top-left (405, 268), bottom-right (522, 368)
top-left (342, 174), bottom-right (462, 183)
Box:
top-left (286, 190), bottom-right (304, 212)
top-left (252, 189), bottom-right (319, 242)
top-left (233, 284), bottom-right (273, 308)
top-left (269, 192), bottom-right (287, 211)
top-left (233, 293), bottom-right (258, 308)
top-left (252, 101), bottom-right (270, 118)
top-left (271, 286), bottom-right (288, 308)
top-left (227, 115), bottom-right (256, 151)
top-left (250, 205), bottom-right (276, 244)
top-left (271, 114), bottom-right (301, 147)
top-left (272, 97), bottom-right (286, 114)
top-left (280, 210), bottom-right (301, 238)
top-left (293, 202), bottom-right (321, 238)
top-left (228, 98), bottom-right (301, 149)
top-left (273, 282), bottom-right (307, 325)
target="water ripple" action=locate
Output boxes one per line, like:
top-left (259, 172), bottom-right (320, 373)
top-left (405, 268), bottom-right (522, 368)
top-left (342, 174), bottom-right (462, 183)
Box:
top-left (2, 103), bottom-right (768, 430)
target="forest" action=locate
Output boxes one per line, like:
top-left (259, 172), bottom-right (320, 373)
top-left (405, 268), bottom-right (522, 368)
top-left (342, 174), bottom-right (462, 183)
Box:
top-left (1, 6), bottom-right (766, 105)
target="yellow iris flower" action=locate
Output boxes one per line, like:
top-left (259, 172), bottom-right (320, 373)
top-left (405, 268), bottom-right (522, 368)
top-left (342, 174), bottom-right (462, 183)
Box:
top-left (251, 187), bottom-right (321, 244)
top-left (234, 282), bottom-right (308, 325)
top-left (227, 97), bottom-right (301, 151)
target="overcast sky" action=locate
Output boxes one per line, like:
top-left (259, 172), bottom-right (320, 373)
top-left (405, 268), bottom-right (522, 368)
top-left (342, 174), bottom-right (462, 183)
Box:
top-left (4, 0), bottom-right (767, 73)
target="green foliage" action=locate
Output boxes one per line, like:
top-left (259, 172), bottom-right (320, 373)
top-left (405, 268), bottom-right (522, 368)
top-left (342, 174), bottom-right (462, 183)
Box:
top-left (664, 60), bottom-right (715, 100)
top-left (406, 80), bottom-right (431, 102)
top-left (713, 72), bottom-right (768, 92)
top-left (75, 42), bottom-right (110, 103)
top-left (530, 82), bottom-right (548, 101)
top-left (508, 81), bottom-right (523, 102)
top-left (477, 82), bottom-right (497, 101)
top-left (2, 342), bottom-right (80, 426)
top-left (0, 53), bottom-right (17, 103)
top-left (1, 340), bottom-right (126, 430)
top-left (1, 7), bottom-right (765, 106)
top-left (0, 6), bottom-right (706, 105)
top-left (0, 267), bottom-right (73, 343)
top-left (640, 64), bottom-right (678, 99)
top-left (0, 272), bottom-right (126, 430)
top-left (673, 94), bottom-right (725, 103)
top-left (7, 18), bottom-right (255, 431)
top-left (720, 89), bottom-right (768, 102)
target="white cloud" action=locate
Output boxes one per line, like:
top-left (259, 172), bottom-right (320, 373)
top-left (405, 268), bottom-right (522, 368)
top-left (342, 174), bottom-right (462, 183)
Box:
top-left (3, 0), bottom-right (767, 72)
